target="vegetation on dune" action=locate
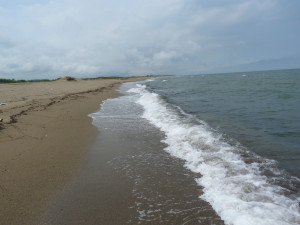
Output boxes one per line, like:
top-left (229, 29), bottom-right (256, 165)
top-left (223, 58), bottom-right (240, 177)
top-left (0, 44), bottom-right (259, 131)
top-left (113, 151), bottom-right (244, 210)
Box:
top-left (61, 76), bottom-right (76, 81)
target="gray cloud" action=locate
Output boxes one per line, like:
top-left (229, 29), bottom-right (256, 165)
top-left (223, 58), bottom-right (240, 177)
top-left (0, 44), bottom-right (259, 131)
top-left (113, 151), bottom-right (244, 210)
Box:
top-left (0, 0), bottom-right (299, 79)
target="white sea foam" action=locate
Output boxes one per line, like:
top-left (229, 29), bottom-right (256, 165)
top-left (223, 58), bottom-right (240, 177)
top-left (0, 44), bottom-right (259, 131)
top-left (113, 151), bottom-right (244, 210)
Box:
top-left (128, 84), bottom-right (300, 225)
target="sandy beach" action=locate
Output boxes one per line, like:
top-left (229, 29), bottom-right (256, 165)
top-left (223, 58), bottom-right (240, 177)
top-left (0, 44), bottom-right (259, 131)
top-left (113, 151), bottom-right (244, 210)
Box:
top-left (0, 77), bottom-right (147, 225)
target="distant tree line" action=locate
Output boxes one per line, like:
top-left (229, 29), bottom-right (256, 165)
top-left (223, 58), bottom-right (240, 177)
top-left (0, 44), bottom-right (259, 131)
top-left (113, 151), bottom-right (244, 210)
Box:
top-left (0, 78), bottom-right (52, 84)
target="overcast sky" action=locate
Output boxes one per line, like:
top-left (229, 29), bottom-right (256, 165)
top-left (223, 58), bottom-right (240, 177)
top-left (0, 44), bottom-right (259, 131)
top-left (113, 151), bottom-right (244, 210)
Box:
top-left (0, 0), bottom-right (299, 79)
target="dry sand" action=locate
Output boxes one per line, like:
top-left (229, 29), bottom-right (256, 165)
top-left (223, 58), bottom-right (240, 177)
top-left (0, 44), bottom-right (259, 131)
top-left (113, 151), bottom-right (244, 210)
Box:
top-left (0, 77), bottom-right (147, 225)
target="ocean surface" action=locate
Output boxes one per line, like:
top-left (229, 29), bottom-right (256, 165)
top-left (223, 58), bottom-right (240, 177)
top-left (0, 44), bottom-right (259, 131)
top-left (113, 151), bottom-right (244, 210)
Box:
top-left (91, 69), bottom-right (300, 225)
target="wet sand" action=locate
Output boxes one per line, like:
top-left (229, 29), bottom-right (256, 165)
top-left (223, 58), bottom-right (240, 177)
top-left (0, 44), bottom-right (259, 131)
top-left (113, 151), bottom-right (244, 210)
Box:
top-left (42, 89), bottom-right (224, 225)
top-left (42, 125), bottom-right (224, 225)
top-left (0, 77), bottom-right (147, 225)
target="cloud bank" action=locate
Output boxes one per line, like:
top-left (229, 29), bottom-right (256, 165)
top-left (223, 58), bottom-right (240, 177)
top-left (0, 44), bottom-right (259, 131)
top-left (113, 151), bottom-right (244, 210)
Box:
top-left (0, 0), bottom-right (299, 78)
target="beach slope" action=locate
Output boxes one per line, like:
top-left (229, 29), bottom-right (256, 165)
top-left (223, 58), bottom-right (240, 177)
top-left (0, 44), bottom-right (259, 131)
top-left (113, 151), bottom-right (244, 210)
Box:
top-left (0, 77), bottom-right (146, 225)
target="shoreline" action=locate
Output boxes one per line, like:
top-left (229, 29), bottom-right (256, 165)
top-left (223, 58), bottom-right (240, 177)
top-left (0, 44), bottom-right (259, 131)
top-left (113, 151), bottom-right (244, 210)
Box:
top-left (41, 82), bottom-right (224, 225)
top-left (0, 77), bottom-right (148, 225)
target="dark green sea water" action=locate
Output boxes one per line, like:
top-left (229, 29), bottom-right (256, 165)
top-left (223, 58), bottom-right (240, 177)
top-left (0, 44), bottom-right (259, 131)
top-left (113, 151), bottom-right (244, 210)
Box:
top-left (148, 69), bottom-right (300, 178)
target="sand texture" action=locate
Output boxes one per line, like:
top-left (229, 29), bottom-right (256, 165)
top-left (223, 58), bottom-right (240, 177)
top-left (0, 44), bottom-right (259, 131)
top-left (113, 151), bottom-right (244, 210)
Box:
top-left (0, 77), bottom-right (146, 225)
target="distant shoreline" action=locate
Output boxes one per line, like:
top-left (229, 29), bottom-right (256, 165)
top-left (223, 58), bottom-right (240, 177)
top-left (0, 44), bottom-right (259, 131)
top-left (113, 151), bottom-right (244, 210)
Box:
top-left (0, 75), bottom-right (160, 84)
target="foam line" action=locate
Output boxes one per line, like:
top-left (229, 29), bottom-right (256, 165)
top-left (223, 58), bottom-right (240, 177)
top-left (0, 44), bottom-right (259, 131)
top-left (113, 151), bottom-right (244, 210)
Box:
top-left (128, 84), bottom-right (300, 225)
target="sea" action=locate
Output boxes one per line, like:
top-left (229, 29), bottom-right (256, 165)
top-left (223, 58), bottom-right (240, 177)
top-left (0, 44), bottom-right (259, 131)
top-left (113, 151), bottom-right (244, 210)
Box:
top-left (45, 69), bottom-right (300, 225)
top-left (92, 69), bottom-right (300, 225)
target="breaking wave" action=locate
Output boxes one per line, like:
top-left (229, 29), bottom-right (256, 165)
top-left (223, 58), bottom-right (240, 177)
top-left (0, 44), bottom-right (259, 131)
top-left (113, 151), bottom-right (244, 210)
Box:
top-left (128, 83), bottom-right (300, 225)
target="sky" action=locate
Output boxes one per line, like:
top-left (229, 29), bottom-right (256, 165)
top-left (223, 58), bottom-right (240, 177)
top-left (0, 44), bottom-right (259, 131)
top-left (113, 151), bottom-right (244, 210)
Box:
top-left (0, 0), bottom-right (299, 79)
